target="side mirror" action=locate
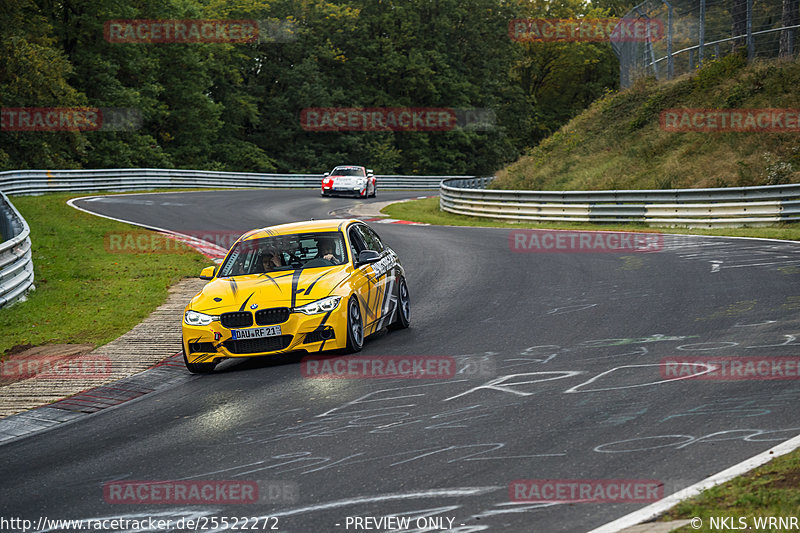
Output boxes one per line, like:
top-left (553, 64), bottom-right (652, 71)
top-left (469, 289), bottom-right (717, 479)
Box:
top-left (356, 250), bottom-right (381, 266)
top-left (323, 172), bottom-right (329, 177)
top-left (367, 169), bottom-right (374, 175)
top-left (199, 266), bottom-right (216, 280)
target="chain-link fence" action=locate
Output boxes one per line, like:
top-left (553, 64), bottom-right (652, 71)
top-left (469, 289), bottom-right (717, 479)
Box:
top-left (613, 0), bottom-right (800, 87)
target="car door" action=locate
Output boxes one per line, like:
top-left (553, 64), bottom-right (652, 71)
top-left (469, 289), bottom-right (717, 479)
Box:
top-left (346, 225), bottom-right (376, 332)
top-left (351, 224), bottom-right (396, 332)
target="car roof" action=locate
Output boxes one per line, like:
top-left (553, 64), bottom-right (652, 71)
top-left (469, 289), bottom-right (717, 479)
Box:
top-left (331, 165), bottom-right (365, 171)
top-left (239, 219), bottom-right (360, 241)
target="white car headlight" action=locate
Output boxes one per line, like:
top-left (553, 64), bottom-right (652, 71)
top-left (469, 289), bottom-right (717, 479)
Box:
top-left (184, 310), bottom-right (218, 326)
top-left (294, 296), bottom-right (342, 315)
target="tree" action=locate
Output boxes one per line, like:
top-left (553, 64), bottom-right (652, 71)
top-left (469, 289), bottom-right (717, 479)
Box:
top-left (0, 0), bottom-right (89, 169)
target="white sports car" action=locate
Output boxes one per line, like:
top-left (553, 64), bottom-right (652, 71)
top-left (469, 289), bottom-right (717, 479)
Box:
top-left (321, 165), bottom-right (376, 198)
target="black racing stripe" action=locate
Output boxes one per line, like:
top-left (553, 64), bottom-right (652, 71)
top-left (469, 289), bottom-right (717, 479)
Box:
top-left (363, 271), bottom-right (378, 322)
top-left (316, 309), bottom-right (335, 351)
top-left (257, 274), bottom-right (281, 290)
top-left (239, 292), bottom-right (254, 312)
top-left (356, 292), bottom-right (377, 335)
top-left (374, 281), bottom-right (385, 321)
top-left (305, 270), bottom-right (331, 296)
top-left (290, 269), bottom-right (305, 309)
top-left (228, 278), bottom-right (238, 296)
top-left (375, 274), bottom-right (396, 330)
top-left (181, 337), bottom-right (203, 357)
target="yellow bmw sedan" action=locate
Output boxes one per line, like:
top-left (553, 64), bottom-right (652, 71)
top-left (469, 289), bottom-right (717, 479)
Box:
top-left (181, 219), bottom-right (410, 373)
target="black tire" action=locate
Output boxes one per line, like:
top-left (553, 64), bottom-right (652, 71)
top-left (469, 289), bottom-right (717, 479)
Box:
top-left (388, 276), bottom-right (410, 330)
top-left (183, 350), bottom-right (216, 374)
top-left (345, 297), bottom-right (364, 352)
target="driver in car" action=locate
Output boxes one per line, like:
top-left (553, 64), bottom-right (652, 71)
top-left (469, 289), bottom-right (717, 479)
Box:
top-left (315, 238), bottom-right (341, 264)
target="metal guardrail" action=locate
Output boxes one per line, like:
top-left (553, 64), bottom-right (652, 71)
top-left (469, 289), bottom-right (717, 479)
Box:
top-left (0, 169), bottom-right (453, 195)
top-left (440, 178), bottom-right (800, 228)
top-left (0, 192), bottom-right (34, 308)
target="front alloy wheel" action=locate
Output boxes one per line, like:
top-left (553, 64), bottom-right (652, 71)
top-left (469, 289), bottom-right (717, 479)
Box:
top-left (345, 297), bottom-right (364, 352)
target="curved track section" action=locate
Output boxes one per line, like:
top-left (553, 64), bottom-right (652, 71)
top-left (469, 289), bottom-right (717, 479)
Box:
top-left (2, 190), bottom-right (800, 532)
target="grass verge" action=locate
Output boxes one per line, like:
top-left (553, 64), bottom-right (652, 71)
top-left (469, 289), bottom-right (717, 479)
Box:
top-left (383, 197), bottom-right (800, 241)
top-left (0, 192), bottom-right (209, 356)
top-left (662, 449), bottom-right (800, 531)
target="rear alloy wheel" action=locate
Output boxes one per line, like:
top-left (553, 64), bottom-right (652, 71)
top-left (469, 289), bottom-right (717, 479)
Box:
top-left (183, 349), bottom-right (216, 374)
top-left (388, 277), bottom-right (410, 330)
top-left (345, 297), bottom-right (364, 352)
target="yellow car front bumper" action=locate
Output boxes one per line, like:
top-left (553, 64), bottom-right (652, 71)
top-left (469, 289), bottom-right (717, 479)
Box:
top-left (182, 307), bottom-right (349, 365)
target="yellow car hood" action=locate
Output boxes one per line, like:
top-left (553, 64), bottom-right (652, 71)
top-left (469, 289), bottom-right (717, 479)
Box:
top-left (189, 265), bottom-right (351, 313)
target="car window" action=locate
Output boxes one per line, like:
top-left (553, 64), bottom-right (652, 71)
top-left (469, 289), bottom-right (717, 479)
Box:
top-left (354, 224), bottom-right (385, 253)
top-left (217, 232), bottom-right (346, 276)
top-left (348, 226), bottom-right (368, 261)
top-left (332, 167), bottom-right (365, 176)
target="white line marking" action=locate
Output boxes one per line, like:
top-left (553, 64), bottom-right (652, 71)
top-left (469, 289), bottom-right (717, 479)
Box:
top-left (586, 432), bottom-right (800, 533)
top-left (267, 486), bottom-right (501, 518)
top-left (67, 195), bottom-right (228, 261)
top-left (563, 363), bottom-right (716, 393)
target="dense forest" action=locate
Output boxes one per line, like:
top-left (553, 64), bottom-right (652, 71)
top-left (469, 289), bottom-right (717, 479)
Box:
top-left (0, 0), bottom-right (624, 174)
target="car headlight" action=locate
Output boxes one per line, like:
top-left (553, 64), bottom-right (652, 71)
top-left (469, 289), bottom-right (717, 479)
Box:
top-left (293, 296), bottom-right (342, 315)
top-left (184, 310), bottom-right (218, 326)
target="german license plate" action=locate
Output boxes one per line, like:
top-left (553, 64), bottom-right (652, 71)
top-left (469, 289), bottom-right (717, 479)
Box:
top-left (231, 325), bottom-right (281, 340)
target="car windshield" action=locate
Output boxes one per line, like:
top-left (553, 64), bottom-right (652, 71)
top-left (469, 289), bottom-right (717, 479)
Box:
top-left (217, 232), bottom-right (348, 277)
top-left (331, 167), bottom-right (365, 177)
